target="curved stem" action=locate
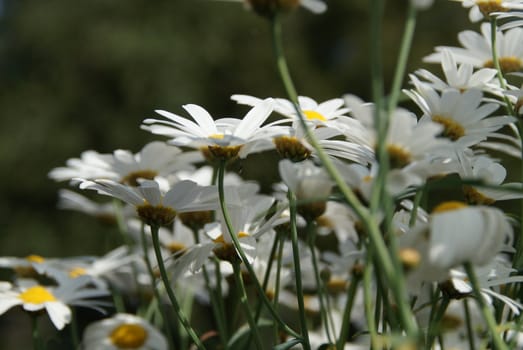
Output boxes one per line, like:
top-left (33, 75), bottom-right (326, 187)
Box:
top-left (336, 274), bottom-right (361, 349)
top-left (231, 261), bottom-right (263, 350)
top-left (464, 262), bottom-right (508, 350)
top-left (387, 2), bottom-right (417, 114)
top-left (216, 161), bottom-right (302, 340)
top-left (140, 224), bottom-right (176, 350)
top-left (150, 224), bottom-right (207, 350)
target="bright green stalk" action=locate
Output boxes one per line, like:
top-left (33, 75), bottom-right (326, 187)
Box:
top-left (464, 262), bottom-right (508, 350)
top-left (425, 296), bottom-right (450, 350)
top-left (140, 224), bottom-right (176, 350)
top-left (150, 224), bottom-right (206, 350)
top-left (387, 2), bottom-right (417, 114)
top-left (216, 161), bottom-right (302, 341)
top-left (270, 7), bottom-right (418, 338)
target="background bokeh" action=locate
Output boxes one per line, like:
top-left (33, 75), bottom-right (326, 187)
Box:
top-left (0, 0), bottom-right (471, 348)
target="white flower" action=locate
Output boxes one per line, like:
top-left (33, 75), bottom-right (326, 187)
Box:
top-left (232, 94), bottom-right (349, 126)
top-left (458, 153), bottom-right (523, 204)
top-left (141, 98), bottom-right (285, 159)
top-left (424, 23), bottom-right (523, 73)
top-left (405, 76), bottom-right (514, 149)
top-left (0, 278), bottom-right (108, 330)
top-left (451, 0), bottom-right (523, 22)
top-left (82, 313), bottom-right (167, 350)
top-left (49, 141), bottom-right (200, 185)
top-left (414, 49), bottom-right (501, 96)
top-left (79, 179), bottom-right (218, 227)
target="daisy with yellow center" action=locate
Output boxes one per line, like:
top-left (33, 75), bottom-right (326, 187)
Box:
top-left (0, 278), bottom-right (108, 330)
top-left (142, 98), bottom-right (286, 160)
top-left (406, 76), bottom-right (514, 150)
top-left (82, 313), bottom-right (167, 350)
top-left (424, 23), bottom-right (523, 73)
top-left (451, 0), bottom-right (523, 22)
top-left (79, 179), bottom-right (218, 227)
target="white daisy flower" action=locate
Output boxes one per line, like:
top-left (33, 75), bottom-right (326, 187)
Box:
top-left (79, 179), bottom-right (218, 227)
top-left (424, 23), bottom-right (523, 73)
top-left (142, 98), bottom-right (285, 160)
top-left (0, 278), bottom-right (108, 330)
top-left (451, 0), bottom-right (523, 22)
top-left (49, 141), bottom-right (200, 186)
top-left (232, 94), bottom-right (349, 126)
top-left (458, 153), bottom-right (523, 204)
top-left (238, 0), bottom-right (326, 16)
top-left (405, 76), bottom-right (514, 150)
top-left (414, 49), bottom-right (501, 96)
top-left (82, 313), bottom-right (167, 350)
top-left (427, 201), bottom-right (511, 273)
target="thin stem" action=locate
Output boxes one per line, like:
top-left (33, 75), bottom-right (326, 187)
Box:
top-left (270, 6), bottom-right (418, 338)
top-left (363, 257), bottom-right (379, 350)
top-left (150, 224), bottom-right (206, 350)
top-left (140, 225), bottom-right (176, 350)
top-left (425, 296), bottom-right (450, 350)
top-left (464, 262), bottom-right (508, 350)
top-left (31, 314), bottom-right (42, 350)
top-left (216, 161), bottom-right (302, 340)
top-left (232, 261), bottom-right (264, 350)
top-left (464, 298), bottom-right (476, 350)
top-left (69, 308), bottom-right (80, 350)
top-left (387, 2), bottom-right (417, 114)
top-left (336, 275), bottom-right (361, 350)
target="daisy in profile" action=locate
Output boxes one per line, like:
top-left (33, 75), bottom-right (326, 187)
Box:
top-left (424, 23), bottom-right (523, 73)
top-left (49, 141), bottom-right (200, 186)
top-left (405, 76), bottom-right (514, 150)
top-left (82, 313), bottom-right (167, 350)
top-left (414, 49), bottom-right (501, 96)
top-left (141, 98), bottom-right (285, 161)
top-left (0, 277), bottom-right (108, 330)
top-left (451, 0), bottom-right (523, 22)
top-left (458, 153), bottom-right (523, 204)
top-left (79, 179), bottom-right (218, 227)
top-left (232, 94), bottom-right (349, 127)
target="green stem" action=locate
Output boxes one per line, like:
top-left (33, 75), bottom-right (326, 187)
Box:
top-left (387, 2), bottom-right (417, 114)
top-left (425, 296), bottom-right (449, 350)
top-left (270, 5), bottom-right (418, 339)
top-left (306, 220), bottom-right (334, 344)
top-left (464, 298), bottom-right (476, 350)
top-left (232, 261), bottom-right (264, 350)
top-left (464, 262), bottom-right (508, 350)
top-left (363, 256), bottom-right (379, 350)
top-left (31, 314), bottom-right (42, 350)
top-left (216, 161), bottom-right (302, 340)
top-left (150, 224), bottom-right (206, 350)
top-left (140, 225), bottom-right (176, 350)
top-left (69, 308), bottom-right (79, 350)
top-left (336, 275), bottom-right (361, 350)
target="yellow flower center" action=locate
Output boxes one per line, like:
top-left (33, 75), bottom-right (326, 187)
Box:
top-left (483, 56), bottom-right (522, 73)
top-left (432, 201), bottom-right (468, 213)
top-left (302, 110), bottom-right (327, 122)
top-left (110, 324), bottom-right (148, 349)
top-left (477, 0), bottom-right (507, 17)
top-left (202, 145), bottom-right (242, 162)
top-left (463, 185), bottom-right (495, 205)
top-left (69, 267), bottom-right (87, 278)
top-left (136, 204), bottom-right (177, 227)
top-left (26, 255), bottom-right (45, 264)
top-left (166, 242), bottom-right (186, 254)
top-left (387, 144), bottom-right (412, 169)
top-left (209, 133), bottom-right (225, 140)
top-left (326, 278), bottom-right (347, 294)
top-left (121, 170), bottom-right (158, 187)
top-left (273, 136), bottom-right (311, 162)
top-left (19, 286), bottom-right (56, 304)
top-left (432, 115), bottom-right (465, 141)
top-left (399, 248), bottom-right (421, 271)
top-left (212, 232), bottom-right (249, 263)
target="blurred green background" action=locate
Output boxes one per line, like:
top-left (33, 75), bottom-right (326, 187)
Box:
top-left (0, 0), bottom-right (470, 348)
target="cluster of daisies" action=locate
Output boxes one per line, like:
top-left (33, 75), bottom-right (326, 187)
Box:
top-left (5, 0), bottom-right (523, 349)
